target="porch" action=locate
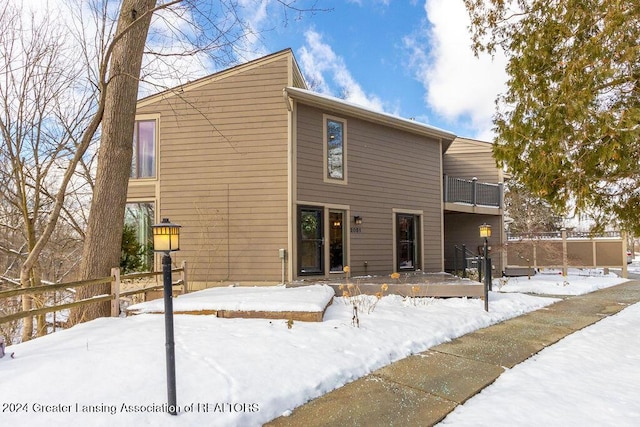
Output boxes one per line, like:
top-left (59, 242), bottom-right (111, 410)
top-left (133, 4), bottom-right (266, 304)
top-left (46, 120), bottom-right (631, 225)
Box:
top-left (126, 272), bottom-right (485, 323)
top-left (291, 271), bottom-right (484, 299)
top-left (443, 175), bottom-right (503, 215)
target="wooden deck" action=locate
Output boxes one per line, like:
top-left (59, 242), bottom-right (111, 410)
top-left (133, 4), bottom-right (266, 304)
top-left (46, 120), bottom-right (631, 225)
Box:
top-left (293, 272), bottom-right (485, 299)
top-left (126, 273), bottom-right (485, 323)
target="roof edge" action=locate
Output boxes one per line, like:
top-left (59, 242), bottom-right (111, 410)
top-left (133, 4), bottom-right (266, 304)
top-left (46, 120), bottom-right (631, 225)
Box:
top-left (284, 87), bottom-right (456, 149)
top-left (137, 48), bottom-right (297, 109)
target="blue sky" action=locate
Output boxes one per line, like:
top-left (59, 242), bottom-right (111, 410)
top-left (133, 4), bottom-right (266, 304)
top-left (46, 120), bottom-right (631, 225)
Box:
top-left (24, 0), bottom-right (507, 140)
top-left (242, 0), bottom-right (509, 140)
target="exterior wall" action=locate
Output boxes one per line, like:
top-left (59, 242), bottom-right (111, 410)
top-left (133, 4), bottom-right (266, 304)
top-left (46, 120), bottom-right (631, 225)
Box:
top-left (443, 213), bottom-right (504, 274)
top-left (443, 137), bottom-right (505, 275)
top-left (443, 137), bottom-right (501, 183)
top-left (131, 54), bottom-right (294, 286)
top-left (126, 181), bottom-right (156, 200)
top-left (294, 103), bottom-right (443, 277)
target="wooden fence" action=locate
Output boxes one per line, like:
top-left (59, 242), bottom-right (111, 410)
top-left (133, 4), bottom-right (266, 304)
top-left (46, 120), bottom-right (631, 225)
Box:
top-left (0, 261), bottom-right (187, 327)
top-left (506, 231), bottom-right (627, 277)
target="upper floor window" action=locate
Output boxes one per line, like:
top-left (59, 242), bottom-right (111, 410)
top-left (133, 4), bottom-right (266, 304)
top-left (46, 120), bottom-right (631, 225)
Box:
top-left (131, 120), bottom-right (156, 179)
top-left (324, 115), bottom-right (347, 183)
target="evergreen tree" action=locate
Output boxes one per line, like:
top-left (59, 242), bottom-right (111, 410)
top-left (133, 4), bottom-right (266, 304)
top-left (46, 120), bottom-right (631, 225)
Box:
top-left (464, 0), bottom-right (640, 232)
top-left (120, 224), bottom-right (150, 274)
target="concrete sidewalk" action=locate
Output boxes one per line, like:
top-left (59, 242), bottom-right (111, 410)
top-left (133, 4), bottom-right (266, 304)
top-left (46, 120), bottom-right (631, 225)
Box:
top-left (266, 280), bottom-right (640, 427)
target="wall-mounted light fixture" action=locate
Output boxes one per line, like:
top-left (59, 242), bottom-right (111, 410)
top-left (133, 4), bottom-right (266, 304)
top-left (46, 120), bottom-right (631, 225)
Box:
top-left (354, 216), bottom-right (363, 226)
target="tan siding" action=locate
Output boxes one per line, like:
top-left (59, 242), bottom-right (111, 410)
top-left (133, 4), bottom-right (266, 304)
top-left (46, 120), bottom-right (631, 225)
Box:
top-left (443, 138), bottom-right (501, 183)
top-left (295, 103), bottom-right (443, 276)
top-left (126, 182), bottom-right (156, 200)
top-left (134, 54), bottom-right (292, 284)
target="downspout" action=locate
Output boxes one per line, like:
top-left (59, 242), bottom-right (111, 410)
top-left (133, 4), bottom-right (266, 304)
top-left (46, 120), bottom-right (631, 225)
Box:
top-left (283, 88), bottom-right (294, 283)
top-left (439, 138), bottom-right (445, 272)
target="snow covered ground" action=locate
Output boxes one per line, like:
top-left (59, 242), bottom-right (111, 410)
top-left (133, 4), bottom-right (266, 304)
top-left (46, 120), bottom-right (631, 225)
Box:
top-left (439, 299), bottom-right (640, 426)
top-left (126, 284), bottom-right (335, 314)
top-left (0, 271), bottom-right (634, 426)
top-left (495, 268), bottom-right (625, 295)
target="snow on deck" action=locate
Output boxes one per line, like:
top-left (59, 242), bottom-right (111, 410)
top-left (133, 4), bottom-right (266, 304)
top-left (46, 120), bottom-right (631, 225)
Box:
top-left (126, 284), bottom-right (335, 319)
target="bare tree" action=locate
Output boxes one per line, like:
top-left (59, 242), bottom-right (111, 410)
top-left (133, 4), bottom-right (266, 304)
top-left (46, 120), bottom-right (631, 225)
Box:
top-left (70, 0), bottom-right (161, 323)
top-left (0, 2), bottom-right (97, 341)
top-left (0, 0), bottom-right (327, 336)
top-left (71, 0), bottom-right (326, 323)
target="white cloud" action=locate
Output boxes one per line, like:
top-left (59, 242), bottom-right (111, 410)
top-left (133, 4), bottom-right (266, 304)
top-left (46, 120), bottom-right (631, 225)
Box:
top-left (298, 29), bottom-right (387, 112)
top-left (233, 0), bottom-right (272, 61)
top-left (406, 0), bottom-right (508, 140)
top-left (139, 4), bottom-right (217, 96)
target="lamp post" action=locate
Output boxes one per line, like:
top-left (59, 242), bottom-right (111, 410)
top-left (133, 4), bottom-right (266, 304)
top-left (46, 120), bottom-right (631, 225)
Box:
top-left (479, 223), bottom-right (492, 311)
top-left (152, 218), bottom-right (181, 416)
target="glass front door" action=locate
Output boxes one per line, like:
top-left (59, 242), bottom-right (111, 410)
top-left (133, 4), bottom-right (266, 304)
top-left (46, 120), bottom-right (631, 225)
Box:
top-left (329, 211), bottom-right (345, 272)
top-left (397, 214), bottom-right (419, 271)
top-left (298, 207), bottom-right (324, 275)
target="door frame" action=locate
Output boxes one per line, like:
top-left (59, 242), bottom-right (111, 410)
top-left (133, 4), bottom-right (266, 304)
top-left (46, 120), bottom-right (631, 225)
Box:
top-left (392, 209), bottom-right (424, 272)
top-left (296, 203), bottom-right (350, 277)
top-left (328, 209), bottom-right (347, 273)
top-left (297, 206), bottom-right (324, 275)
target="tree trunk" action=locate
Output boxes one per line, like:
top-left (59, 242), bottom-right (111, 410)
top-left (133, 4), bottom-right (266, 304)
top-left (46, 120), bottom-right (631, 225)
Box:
top-left (20, 275), bottom-right (33, 342)
top-left (20, 218), bottom-right (39, 342)
top-left (71, 0), bottom-right (156, 324)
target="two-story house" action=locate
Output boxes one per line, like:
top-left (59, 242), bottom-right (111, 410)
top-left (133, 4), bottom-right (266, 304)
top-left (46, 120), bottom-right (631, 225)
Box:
top-left (126, 49), bottom-right (504, 290)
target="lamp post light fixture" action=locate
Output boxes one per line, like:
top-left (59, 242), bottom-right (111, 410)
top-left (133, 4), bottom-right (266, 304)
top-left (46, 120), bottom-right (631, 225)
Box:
top-left (479, 223), bottom-right (492, 239)
top-left (479, 223), bottom-right (492, 311)
top-left (152, 218), bottom-right (181, 416)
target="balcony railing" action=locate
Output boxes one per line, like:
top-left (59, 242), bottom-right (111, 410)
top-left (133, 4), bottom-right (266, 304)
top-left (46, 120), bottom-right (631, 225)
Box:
top-left (443, 175), bottom-right (503, 208)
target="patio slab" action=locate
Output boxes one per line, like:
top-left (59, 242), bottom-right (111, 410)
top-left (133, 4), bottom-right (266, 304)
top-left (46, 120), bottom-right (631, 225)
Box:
top-left (264, 375), bottom-right (458, 427)
top-left (374, 350), bottom-right (505, 404)
top-left (432, 330), bottom-right (548, 369)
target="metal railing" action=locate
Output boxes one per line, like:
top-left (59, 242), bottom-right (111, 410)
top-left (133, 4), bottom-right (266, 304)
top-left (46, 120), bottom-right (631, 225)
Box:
top-left (452, 244), bottom-right (483, 282)
top-left (443, 175), bottom-right (503, 208)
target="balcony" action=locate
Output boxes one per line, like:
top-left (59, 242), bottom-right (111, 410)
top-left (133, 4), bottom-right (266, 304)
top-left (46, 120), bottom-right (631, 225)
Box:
top-left (443, 175), bottom-right (503, 214)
